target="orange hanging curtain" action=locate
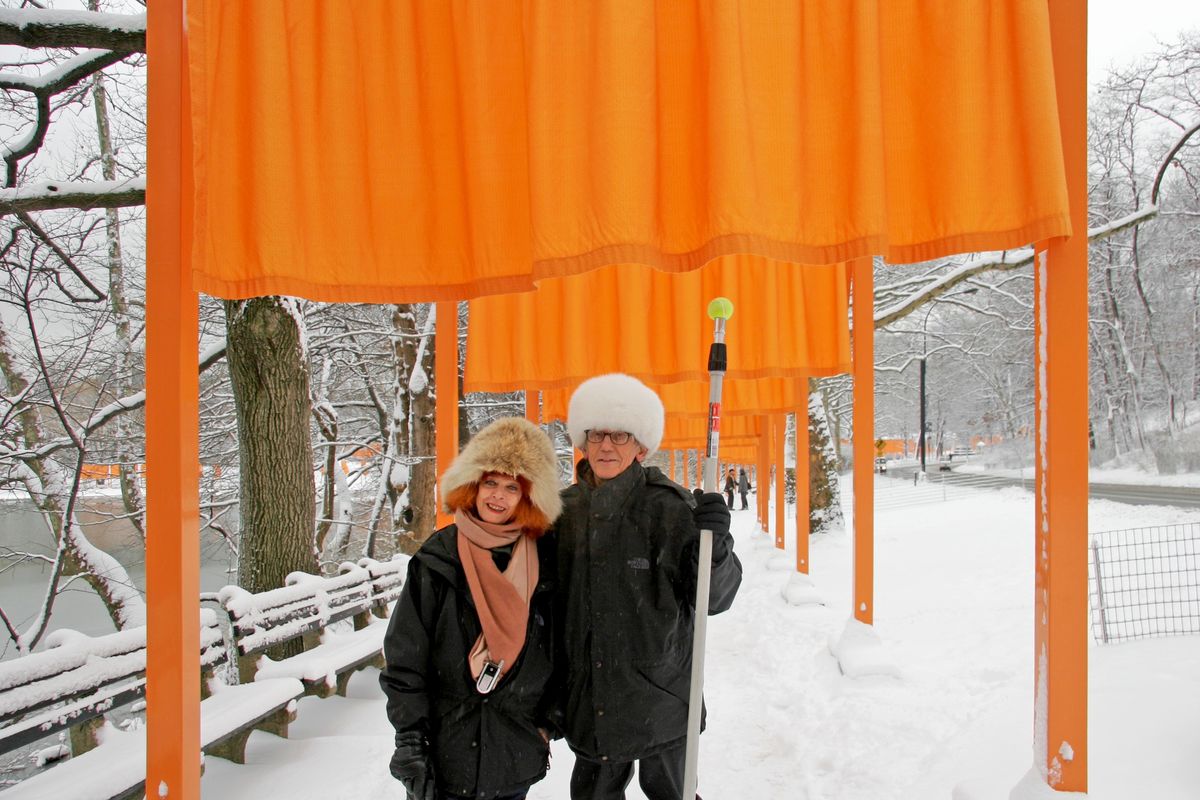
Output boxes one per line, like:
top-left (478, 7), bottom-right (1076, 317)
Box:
top-left (187, 0), bottom-right (1069, 303)
top-left (539, 377), bottom-right (806, 427)
top-left (663, 414), bottom-right (763, 445)
top-left (465, 256), bottom-right (849, 392)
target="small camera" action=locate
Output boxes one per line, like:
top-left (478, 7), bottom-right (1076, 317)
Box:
top-left (476, 660), bottom-right (504, 694)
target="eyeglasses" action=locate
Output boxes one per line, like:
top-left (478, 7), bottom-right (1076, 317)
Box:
top-left (585, 430), bottom-right (633, 445)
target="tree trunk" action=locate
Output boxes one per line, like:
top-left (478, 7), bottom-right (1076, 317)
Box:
top-left (91, 63), bottom-right (145, 542)
top-left (224, 297), bottom-right (318, 599)
top-left (404, 310), bottom-right (438, 553)
top-left (807, 378), bottom-right (844, 534)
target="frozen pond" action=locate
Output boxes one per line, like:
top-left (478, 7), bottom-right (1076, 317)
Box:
top-left (0, 498), bottom-right (237, 661)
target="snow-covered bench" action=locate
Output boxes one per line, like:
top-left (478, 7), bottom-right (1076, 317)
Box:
top-left (0, 610), bottom-right (304, 800)
top-left (0, 678), bottom-right (304, 800)
top-left (220, 557), bottom-right (407, 698)
top-left (0, 611), bottom-right (226, 762)
top-left (0, 557), bottom-right (406, 799)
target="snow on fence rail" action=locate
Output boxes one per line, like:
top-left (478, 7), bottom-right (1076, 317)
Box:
top-left (1088, 522), bottom-right (1200, 644)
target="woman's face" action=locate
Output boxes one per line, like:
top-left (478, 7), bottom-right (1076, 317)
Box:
top-left (475, 472), bottom-right (523, 524)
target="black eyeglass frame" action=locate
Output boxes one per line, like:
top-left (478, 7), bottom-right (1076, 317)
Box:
top-left (584, 429), bottom-right (634, 445)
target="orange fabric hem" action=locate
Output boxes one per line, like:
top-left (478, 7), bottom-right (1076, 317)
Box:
top-left (193, 270), bottom-right (539, 304)
top-left (464, 364), bottom-right (849, 395)
top-left (530, 234), bottom-right (886, 281)
top-left (884, 214), bottom-right (1073, 265)
top-left (192, 214), bottom-right (1069, 303)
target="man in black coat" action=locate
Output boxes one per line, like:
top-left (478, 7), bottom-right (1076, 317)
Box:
top-left (557, 373), bottom-right (742, 800)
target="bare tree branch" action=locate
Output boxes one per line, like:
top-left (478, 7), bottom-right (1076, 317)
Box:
top-left (0, 8), bottom-right (146, 52)
top-left (0, 177), bottom-right (145, 215)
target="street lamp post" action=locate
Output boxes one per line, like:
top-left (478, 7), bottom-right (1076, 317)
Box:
top-left (918, 302), bottom-right (935, 473)
top-left (916, 287), bottom-right (977, 473)
top-left (918, 356), bottom-right (927, 473)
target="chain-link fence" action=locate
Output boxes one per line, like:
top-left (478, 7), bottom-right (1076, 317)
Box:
top-left (1088, 522), bottom-right (1200, 644)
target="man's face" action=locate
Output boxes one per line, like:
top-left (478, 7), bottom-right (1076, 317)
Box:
top-left (584, 429), bottom-right (648, 482)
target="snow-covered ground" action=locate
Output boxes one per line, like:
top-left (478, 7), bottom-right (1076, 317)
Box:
top-left (194, 483), bottom-right (1200, 800)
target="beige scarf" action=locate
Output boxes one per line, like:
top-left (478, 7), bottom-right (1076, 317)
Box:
top-left (454, 509), bottom-right (538, 688)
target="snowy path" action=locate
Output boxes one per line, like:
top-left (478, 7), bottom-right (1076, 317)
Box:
top-left (204, 486), bottom-right (1200, 799)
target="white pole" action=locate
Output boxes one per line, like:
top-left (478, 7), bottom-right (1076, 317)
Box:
top-left (682, 298), bottom-right (733, 800)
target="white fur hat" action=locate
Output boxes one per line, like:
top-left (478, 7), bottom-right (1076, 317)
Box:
top-left (567, 373), bottom-right (665, 458)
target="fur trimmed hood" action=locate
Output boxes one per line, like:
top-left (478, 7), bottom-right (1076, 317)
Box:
top-left (567, 373), bottom-right (665, 458)
top-left (440, 417), bottom-right (563, 522)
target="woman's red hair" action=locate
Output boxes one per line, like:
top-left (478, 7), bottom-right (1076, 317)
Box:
top-left (444, 473), bottom-right (551, 538)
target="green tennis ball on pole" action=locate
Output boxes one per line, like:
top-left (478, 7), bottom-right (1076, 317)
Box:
top-left (706, 296), bottom-right (734, 320)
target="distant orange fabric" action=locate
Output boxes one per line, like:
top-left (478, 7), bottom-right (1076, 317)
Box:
top-left (187, 0), bottom-right (1069, 303)
top-left (464, 256), bottom-right (850, 392)
top-left (539, 377), bottom-right (807, 427)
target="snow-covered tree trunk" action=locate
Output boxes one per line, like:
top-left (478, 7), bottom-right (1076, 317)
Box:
top-left (224, 297), bottom-right (318, 598)
top-left (313, 357), bottom-right (339, 558)
top-left (91, 62), bottom-right (144, 541)
top-left (807, 379), bottom-right (844, 535)
top-left (404, 309), bottom-right (437, 553)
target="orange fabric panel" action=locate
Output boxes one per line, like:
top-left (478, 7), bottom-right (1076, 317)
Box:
top-left (465, 257), bottom-right (849, 392)
top-left (663, 414), bottom-right (763, 445)
top-left (539, 377), bottom-right (804, 426)
top-left (188, 0), bottom-right (533, 303)
top-left (188, 0), bottom-right (1069, 302)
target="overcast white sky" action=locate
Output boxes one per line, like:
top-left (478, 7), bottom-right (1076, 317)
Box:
top-left (1089, 0), bottom-right (1200, 83)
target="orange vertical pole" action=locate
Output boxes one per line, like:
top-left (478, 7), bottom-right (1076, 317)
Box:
top-left (525, 389), bottom-right (538, 423)
top-left (795, 389), bottom-right (811, 573)
top-left (1034, 0), bottom-right (1088, 791)
top-left (851, 257), bottom-right (875, 625)
top-left (757, 422), bottom-right (768, 531)
top-left (761, 424), bottom-right (771, 537)
top-left (669, 449), bottom-right (677, 486)
top-left (146, 1), bottom-right (200, 796)
top-left (773, 413), bottom-right (785, 549)
top-left (435, 302), bottom-right (458, 529)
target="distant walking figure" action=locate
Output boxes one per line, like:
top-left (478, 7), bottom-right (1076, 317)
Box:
top-left (738, 468), bottom-right (751, 510)
top-left (723, 467), bottom-right (737, 508)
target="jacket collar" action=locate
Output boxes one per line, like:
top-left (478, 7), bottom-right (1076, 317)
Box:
top-left (575, 458), bottom-right (647, 516)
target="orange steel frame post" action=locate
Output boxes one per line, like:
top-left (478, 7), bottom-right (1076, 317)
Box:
top-left (669, 450), bottom-right (677, 486)
top-left (851, 258), bottom-right (874, 625)
top-left (525, 389), bottom-right (539, 423)
top-left (758, 423), bottom-right (768, 531)
top-left (435, 302), bottom-right (459, 529)
top-left (1033, 0), bottom-right (1088, 791)
top-left (794, 401), bottom-right (810, 574)
top-left (773, 414), bottom-right (785, 549)
top-left (146, 1), bottom-right (200, 795)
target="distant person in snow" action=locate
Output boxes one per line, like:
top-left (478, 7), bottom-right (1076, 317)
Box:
top-left (723, 467), bottom-right (737, 508)
top-left (554, 373), bottom-right (743, 800)
top-left (738, 468), bottom-right (751, 510)
top-left (381, 417), bottom-right (562, 800)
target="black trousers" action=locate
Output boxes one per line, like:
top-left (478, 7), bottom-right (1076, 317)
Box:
top-left (739, 493), bottom-right (749, 510)
top-left (569, 743), bottom-right (693, 800)
top-left (724, 489), bottom-right (735, 508)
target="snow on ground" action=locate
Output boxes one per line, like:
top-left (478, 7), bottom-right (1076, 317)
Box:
top-left (952, 462), bottom-right (1200, 489)
top-left (198, 482), bottom-right (1200, 799)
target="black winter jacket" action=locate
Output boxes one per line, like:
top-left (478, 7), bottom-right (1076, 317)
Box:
top-left (556, 460), bottom-right (742, 763)
top-left (380, 525), bottom-right (558, 798)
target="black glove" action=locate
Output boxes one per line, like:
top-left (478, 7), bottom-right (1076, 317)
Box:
top-left (692, 489), bottom-right (732, 560)
top-left (390, 731), bottom-right (436, 800)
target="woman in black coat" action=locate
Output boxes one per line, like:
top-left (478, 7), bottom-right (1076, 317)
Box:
top-left (381, 417), bottom-right (563, 800)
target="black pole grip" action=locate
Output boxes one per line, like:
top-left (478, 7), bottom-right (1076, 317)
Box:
top-left (707, 342), bottom-right (727, 373)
